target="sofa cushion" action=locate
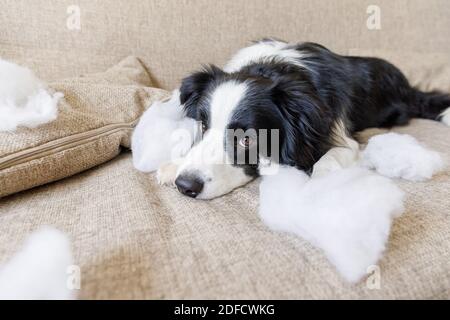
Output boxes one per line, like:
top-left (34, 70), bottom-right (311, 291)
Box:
top-left (0, 119), bottom-right (448, 299)
top-left (0, 56), bottom-right (169, 198)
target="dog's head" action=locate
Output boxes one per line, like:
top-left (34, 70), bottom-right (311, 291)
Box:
top-left (174, 64), bottom-right (331, 199)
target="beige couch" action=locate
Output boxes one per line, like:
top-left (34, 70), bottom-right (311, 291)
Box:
top-left (1, 0), bottom-right (449, 299)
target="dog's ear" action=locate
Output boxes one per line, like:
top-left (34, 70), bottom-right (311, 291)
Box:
top-left (270, 76), bottom-right (333, 171)
top-left (180, 65), bottom-right (225, 106)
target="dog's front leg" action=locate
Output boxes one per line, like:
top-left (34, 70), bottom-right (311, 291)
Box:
top-left (312, 136), bottom-right (360, 178)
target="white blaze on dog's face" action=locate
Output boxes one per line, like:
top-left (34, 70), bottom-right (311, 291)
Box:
top-left (176, 81), bottom-right (254, 199)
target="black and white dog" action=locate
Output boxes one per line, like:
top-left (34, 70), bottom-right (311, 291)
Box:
top-left (158, 39), bottom-right (450, 199)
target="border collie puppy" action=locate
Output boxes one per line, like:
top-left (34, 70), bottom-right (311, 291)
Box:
top-left (159, 39), bottom-right (450, 199)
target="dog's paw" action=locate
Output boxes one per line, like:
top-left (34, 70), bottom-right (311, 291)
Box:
top-left (312, 144), bottom-right (360, 178)
top-left (312, 157), bottom-right (342, 178)
top-left (156, 163), bottom-right (178, 186)
top-left (441, 107), bottom-right (450, 126)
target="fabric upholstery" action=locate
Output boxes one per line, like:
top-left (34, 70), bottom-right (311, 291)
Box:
top-left (0, 0), bottom-right (449, 89)
top-left (0, 0), bottom-right (449, 299)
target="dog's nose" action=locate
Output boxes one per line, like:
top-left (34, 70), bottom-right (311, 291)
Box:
top-left (175, 175), bottom-right (204, 198)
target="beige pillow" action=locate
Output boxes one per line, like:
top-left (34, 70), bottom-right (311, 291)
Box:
top-left (0, 56), bottom-right (169, 198)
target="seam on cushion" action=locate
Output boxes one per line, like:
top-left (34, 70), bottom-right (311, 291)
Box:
top-left (0, 86), bottom-right (170, 159)
top-left (0, 119), bottom-right (139, 171)
top-left (0, 131), bottom-right (126, 198)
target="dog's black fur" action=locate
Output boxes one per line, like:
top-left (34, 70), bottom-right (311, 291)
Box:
top-left (180, 42), bottom-right (450, 175)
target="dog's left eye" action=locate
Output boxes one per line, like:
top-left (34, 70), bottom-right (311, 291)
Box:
top-left (239, 136), bottom-right (253, 148)
top-left (201, 122), bottom-right (207, 133)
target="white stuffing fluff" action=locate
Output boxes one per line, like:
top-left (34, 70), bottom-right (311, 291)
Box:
top-left (0, 58), bottom-right (62, 132)
top-left (132, 90), bottom-right (198, 172)
top-left (259, 166), bottom-right (405, 283)
top-left (0, 227), bottom-right (75, 300)
top-left (362, 132), bottom-right (444, 181)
